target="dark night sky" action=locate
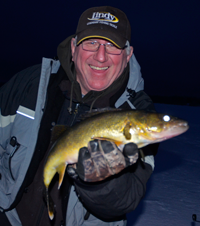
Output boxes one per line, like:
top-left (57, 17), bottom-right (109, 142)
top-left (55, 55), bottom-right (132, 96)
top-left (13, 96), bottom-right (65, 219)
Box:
top-left (1, 0), bottom-right (200, 100)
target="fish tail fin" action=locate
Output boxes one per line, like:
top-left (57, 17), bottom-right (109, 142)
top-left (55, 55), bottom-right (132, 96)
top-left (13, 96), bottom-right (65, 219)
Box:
top-left (45, 188), bottom-right (55, 220)
top-left (57, 163), bottom-right (67, 189)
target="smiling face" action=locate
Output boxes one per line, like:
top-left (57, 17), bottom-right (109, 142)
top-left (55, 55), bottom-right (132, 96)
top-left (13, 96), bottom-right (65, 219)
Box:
top-left (71, 38), bottom-right (133, 95)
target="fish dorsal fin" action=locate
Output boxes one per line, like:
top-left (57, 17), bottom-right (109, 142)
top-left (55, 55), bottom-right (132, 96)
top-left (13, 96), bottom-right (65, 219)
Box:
top-left (80, 107), bottom-right (122, 120)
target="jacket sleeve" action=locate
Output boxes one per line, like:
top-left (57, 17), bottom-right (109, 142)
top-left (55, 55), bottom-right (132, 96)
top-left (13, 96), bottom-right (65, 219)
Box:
top-left (73, 160), bottom-right (152, 221)
top-left (0, 64), bottom-right (41, 152)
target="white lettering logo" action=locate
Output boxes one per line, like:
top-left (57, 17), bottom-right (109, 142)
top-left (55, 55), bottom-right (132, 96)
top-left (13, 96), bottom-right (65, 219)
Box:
top-left (88, 12), bottom-right (119, 23)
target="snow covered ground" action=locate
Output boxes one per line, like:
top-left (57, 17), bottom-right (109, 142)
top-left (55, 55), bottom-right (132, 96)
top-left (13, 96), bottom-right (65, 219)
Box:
top-left (127, 103), bottom-right (200, 226)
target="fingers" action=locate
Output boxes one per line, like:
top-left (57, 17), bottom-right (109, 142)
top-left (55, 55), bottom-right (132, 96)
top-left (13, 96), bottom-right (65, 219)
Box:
top-left (68, 140), bottom-right (139, 182)
top-left (79, 147), bottom-right (91, 161)
top-left (98, 140), bottom-right (117, 154)
top-left (76, 147), bottom-right (92, 181)
top-left (76, 140), bottom-right (125, 182)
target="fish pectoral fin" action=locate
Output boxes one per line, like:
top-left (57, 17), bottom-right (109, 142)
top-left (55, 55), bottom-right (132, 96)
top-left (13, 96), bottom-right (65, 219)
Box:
top-left (92, 137), bottom-right (123, 147)
top-left (57, 163), bottom-right (67, 189)
top-left (123, 122), bottom-right (132, 140)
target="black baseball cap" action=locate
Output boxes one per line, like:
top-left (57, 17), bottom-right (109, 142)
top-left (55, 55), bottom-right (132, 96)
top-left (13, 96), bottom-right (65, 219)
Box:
top-left (75, 6), bottom-right (131, 48)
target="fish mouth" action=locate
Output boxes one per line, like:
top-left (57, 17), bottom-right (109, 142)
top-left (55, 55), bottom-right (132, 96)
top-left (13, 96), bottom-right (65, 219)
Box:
top-left (152, 124), bottom-right (189, 142)
top-left (89, 65), bottom-right (109, 70)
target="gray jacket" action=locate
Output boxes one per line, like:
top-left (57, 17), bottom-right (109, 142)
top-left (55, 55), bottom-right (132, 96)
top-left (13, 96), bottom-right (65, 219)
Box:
top-left (0, 54), bottom-right (146, 225)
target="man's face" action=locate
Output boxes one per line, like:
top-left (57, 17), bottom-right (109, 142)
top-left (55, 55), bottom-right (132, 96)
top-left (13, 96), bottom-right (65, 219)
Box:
top-left (71, 38), bottom-right (133, 95)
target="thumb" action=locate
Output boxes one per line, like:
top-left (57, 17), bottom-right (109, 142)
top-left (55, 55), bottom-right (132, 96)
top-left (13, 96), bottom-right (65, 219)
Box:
top-left (123, 143), bottom-right (139, 166)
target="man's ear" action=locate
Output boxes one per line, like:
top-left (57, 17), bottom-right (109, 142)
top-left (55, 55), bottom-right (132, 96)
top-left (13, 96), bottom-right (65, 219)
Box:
top-left (71, 38), bottom-right (76, 61)
top-left (126, 46), bottom-right (134, 63)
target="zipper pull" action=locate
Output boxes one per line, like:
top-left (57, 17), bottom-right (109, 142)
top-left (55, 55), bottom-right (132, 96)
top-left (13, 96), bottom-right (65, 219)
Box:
top-left (10, 136), bottom-right (20, 157)
top-left (10, 136), bottom-right (18, 147)
top-left (9, 137), bottom-right (21, 180)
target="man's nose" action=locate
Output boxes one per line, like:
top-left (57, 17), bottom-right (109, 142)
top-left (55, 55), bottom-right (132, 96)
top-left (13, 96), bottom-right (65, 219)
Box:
top-left (93, 44), bottom-right (108, 62)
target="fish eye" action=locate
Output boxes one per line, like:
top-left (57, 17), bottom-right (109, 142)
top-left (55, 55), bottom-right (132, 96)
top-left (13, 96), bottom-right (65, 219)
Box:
top-left (163, 115), bottom-right (170, 122)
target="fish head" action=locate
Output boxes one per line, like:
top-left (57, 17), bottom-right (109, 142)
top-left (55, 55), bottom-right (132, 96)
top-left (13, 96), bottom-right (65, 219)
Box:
top-left (146, 113), bottom-right (188, 140)
top-left (128, 111), bottom-right (189, 146)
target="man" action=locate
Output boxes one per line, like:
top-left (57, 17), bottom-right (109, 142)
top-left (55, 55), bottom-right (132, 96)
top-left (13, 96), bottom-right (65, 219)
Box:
top-left (0, 6), bottom-right (157, 226)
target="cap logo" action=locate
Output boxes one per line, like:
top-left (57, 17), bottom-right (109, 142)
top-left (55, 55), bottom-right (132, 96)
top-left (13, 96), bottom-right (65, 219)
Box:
top-left (87, 12), bottom-right (118, 29)
top-left (88, 12), bottom-right (119, 23)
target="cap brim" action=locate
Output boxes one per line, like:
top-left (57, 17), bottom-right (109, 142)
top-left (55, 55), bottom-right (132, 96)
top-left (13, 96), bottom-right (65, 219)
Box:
top-left (76, 28), bottom-right (126, 48)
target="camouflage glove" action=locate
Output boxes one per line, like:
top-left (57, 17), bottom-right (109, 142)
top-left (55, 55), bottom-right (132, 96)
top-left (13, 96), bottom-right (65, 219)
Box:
top-left (67, 139), bottom-right (138, 182)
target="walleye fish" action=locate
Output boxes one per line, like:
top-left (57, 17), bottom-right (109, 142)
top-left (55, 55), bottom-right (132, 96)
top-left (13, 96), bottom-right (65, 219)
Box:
top-left (43, 109), bottom-right (189, 219)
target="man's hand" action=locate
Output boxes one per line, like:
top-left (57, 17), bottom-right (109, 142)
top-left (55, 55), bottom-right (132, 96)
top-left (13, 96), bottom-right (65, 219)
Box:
top-left (67, 139), bottom-right (138, 182)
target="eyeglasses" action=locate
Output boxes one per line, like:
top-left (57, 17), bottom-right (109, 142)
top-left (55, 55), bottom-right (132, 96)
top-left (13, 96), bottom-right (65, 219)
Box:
top-left (81, 40), bottom-right (127, 55)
